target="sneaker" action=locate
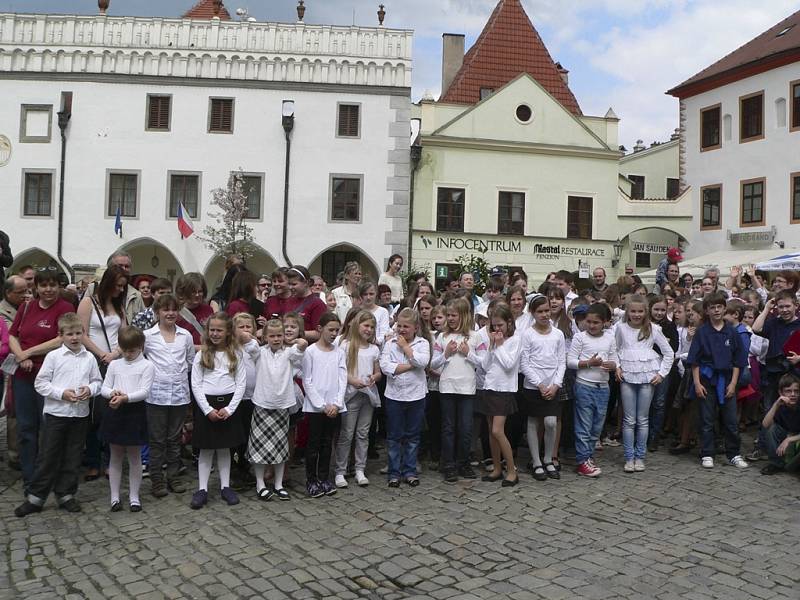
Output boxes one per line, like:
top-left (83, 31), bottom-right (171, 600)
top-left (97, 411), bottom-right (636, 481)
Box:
top-left (59, 498), bottom-right (82, 513)
top-left (321, 480), bottom-right (337, 496)
top-left (334, 474), bottom-right (348, 488)
top-left (576, 461), bottom-right (600, 477)
top-left (306, 481), bottom-right (324, 499)
top-left (623, 460), bottom-right (635, 473)
top-left (355, 470), bottom-right (369, 486)
top-left (14, 501), bottom-right (42, 518)
top-left (141, 464), bottom-right (149, 478)
top-left (379, 465), bottom-right (389, 475)
top-left (701, 456), bottom-right (714, 469)
top-left (220, 487), bottom-right (240, 505)
top-left (458, 465), bottom-right (477, 480)
top-left (602, 437), bottom-right (620, 447)
top-left (729, 455), bottom-right (749, 469)
top-left (586, 458), bottom-right (602, 475)
top-left (190, 489), bottom-right (208, 509)
top-left (745, 447), bottom-right (764, 462)
top-left (634, 459), bottom-right (645, 472)
top-left (469, 453), bottom-right (479, 467)
top-left (443, 468), bottom-right (458, 483)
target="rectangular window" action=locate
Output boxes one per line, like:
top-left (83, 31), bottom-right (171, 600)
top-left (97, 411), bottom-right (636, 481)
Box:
top-left (635, 252), bottom-right (651, 269)
top-left (208, 98), bottom-right (234, 133)
top-left (168, 174), bottom-right (199, 218)
top-left (701, 184), bottom-right (721, 230)
top-left (336, 103), bottom-right (360, 138)
top-left (740, 178), bottom-right (765, 226)
top-left (792, 173), bottom-right (800, 222)
top-left (147, 95), bottom-right (171, 131)
top-left (628, 175), bottom-right (645, 199)
top-left (740, 92), bottom-right (764, 141)
top-left (567, 196), bottom-right (592, 240)
top-left (19, 104), bottom-right (53, 143)
top-left (330, 176), bottom-right (361, 222)
top-left (792, 81), bottom-right (800, 131)
top-left (666, 178), bottom-right (680, 199)
top-left (437, 187), bottom-right (465, 232)
top-left (108, 173), bottom-right (138, 217)
top-left (241, 175), bottom-right (263, 220)
top-left (700, 105), bottom-right (721, 150)
top-left (497, 191), bottom-right (525, 235)
top-left (23, 172), bottom-right (52, 216)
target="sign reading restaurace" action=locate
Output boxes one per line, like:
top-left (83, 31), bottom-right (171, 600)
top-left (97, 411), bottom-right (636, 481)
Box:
top-left (418, 234), bottom-right (606, 260)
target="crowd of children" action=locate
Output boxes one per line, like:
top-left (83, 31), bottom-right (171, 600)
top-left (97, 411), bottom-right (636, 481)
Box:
top-left (6, 254), bottom-right (800, 518)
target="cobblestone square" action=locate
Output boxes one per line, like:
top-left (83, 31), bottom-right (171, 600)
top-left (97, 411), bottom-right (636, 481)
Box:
top-left (2, 426), bottom-right (799, 600)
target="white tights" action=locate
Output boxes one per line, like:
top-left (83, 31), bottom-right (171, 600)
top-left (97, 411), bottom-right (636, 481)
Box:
top-left (108, 445), bottom-right (143, 506)
top-left (253, 462), bottom-right (286, 492)
top-left (527, 416), bottom-right (557, 468)
top-left (198, 449), bottom-right (231, 491)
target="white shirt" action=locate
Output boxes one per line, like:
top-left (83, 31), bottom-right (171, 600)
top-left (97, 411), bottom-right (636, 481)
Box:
top-left (302, 344), bottom-right (348, 412)
top-left (34, 344), bottom-right (102, 418)
top-left (331, 286), bottom-right (355, 322)
top-left (191, 350), bottom-right (247, 416)
top-left (615, 322), bottom-right (674, 383)
top-left (240, 339), bottom-right (261, 400)
top-left (480, 334), bottom-right (522, 392)
top-left (430, 331), bottom-right (482, 395)
top-left (100, 353), bottom-right (155, 403)
top-left (567, 330), bottom-right (618, 385)
top-left (369, 305), bottom-right (391, 346)
top-left (143, 325), bottom-right (196, 406)
top-left (340, 340), bottom-right (381, 406)
top-left (380, 336), bottom-right (430, 402)
top-left (473, 327), bottom-right (490, 390)
top-left (515, 312), bottom-right (532, 332)
top-left (251, 344), bottom-right (305, 410)
top-left (88, 306), bottom-right (122, 353)
top-left (520, 327), bottom-right (567, 389)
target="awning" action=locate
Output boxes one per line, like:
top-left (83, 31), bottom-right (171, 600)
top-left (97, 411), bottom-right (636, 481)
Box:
top-left (755, 252), bottom-right (800, 272)
top-left (637, 249), bottom-right (786, 283)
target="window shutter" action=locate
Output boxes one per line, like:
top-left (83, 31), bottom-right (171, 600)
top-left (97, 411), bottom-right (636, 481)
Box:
top-left (337, 104), bottom-right (360, 137)
top-left (210, 99), bottom-right (233, 132)
top-left (148, 96), bottom-right (170, 130)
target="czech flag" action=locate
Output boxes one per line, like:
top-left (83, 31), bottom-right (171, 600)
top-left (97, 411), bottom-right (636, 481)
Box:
top-left (177, 202), bottom-right (194, 239)
top-left (114, 206), bottom-right (123, 237)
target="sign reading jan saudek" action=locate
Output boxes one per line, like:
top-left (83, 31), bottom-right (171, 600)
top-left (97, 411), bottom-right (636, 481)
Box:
top-left (418, 235), bottom-right (606, 260)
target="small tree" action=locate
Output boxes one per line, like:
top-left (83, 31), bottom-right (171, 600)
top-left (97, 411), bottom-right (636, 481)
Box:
top-left (454, 253), bottom-right (490, 295)
top-left (198, 169), bottom-right (256, 260)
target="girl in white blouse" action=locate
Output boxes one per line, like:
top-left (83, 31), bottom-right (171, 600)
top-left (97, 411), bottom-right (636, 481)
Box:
top-left (615, 295), bottom-right (674, 473)
top-left (189, 312), bottom-right (247, 509)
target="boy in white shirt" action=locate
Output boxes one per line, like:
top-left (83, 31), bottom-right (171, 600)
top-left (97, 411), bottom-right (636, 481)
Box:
top-left (15, 313), bottom-right (102, 517)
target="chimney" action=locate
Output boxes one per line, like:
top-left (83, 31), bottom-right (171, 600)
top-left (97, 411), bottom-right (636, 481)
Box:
top-left (633, 139), bottom-right (645, 152)
top-left (670, 127), bottom-right (680, 141)
top-left (441, 34), bottom-right (465, 94)
top-left (555, 62), bottom-right (569, 85)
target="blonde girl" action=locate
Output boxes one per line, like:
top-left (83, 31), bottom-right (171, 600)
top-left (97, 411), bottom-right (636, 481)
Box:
top-left (615, 295), bottom-right (674, 472)
top-left (334, 311), bottom-right (382, 488)
top-left (478, 304), bottom-right (521, 487)
top-left (380, 308), bottom-right (431, 487)
top-left (520, 295), bottom-right (566, 481)
top-left (189, 312), bottom-right (246, 509)
top-left (430, 297), bottom-right (482, 482)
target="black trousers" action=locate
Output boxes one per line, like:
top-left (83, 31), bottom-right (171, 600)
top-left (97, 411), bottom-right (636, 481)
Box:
top-left (305, 412), bottom-right (340, 482)
top-left (28, 414), bottom-right (89, 505)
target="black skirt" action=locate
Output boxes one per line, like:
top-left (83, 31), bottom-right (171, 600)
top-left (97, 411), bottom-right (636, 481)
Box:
top-left (521, 388), bottom-right (562, 418)
top-left (193, 394), bottom-right (246, 450)
top-left (99, 400), bottom-right (148, 446)
top-left (477, 390), bottom-right (517, 417)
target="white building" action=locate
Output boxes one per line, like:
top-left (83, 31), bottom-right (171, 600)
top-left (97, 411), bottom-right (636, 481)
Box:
top-left (0, 1), bottom-right (413, 286)
top-left (668, 9), bottom-right (800, 260)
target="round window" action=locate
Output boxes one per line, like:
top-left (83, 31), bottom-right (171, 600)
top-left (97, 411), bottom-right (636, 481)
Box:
top-left (515, 104), bottom-right (533, 123)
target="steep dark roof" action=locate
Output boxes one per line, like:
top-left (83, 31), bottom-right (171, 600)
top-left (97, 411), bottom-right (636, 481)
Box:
top-left (183, 0), bottom-right (232, 20)
top-left (669, 9), bottom-right (800, 98)
top-left (440, 0), bottom-right (581, 115)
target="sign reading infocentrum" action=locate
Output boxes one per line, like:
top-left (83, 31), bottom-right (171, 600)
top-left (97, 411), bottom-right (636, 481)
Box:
top-left (418, 234), bottom-right (607, 260)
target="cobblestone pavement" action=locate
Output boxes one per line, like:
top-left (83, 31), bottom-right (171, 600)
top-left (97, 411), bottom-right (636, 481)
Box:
top-left (2, 426), bottom-right (799, 600)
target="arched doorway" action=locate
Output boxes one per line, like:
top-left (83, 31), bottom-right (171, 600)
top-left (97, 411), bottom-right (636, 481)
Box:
top-left (620, 227), bottom-right (688, 273)
top-left (9, 247), bottom-right (65, 276)
top-left (118, 238), bottom-right (184, 284)
top-left (308, 243), bottom-right (380, 288)
top-left (203, 245), bottom-right (278, 292)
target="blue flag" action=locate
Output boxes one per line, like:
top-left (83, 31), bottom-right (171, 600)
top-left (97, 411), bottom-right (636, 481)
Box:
top-left (114, 206), bottom-right (122, 237)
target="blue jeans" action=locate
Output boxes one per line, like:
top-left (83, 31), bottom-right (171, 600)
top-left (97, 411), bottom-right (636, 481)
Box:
top-left (573, 382), bottom-right (609, 465)
top-left (439, 393), bottom-right (475, 469)
top-left (620, 382), bottom-right (654, 460)
top-left (697, 378), bottom-right (740, 459)
top-left (385, 397), bottom-right (425, 480)
top-left (13, 376), bottom-right (45, 489)
top-left (648, 375), bottom-right (670, 445)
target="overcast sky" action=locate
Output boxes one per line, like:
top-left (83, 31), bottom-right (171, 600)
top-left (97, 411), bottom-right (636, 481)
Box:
top-left (2, 0), bottom-right (798, 149)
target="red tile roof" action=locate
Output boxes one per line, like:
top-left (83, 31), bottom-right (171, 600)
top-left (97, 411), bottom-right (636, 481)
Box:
top-left (440, 0), bottom-right (581, 115)
top-left (183, 0), bottom-right (232, 20)
top-left (669, 9), bottom-right (800, 99)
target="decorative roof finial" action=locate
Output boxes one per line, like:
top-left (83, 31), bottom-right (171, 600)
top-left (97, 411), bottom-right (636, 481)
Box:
top-left (212, 0), bottom-right (223, 19)
top-left (378, 4), bottom-right (386, 26)
top-left (297, 0), bottom-right (306, 22)
top-left (98, 0), bottom-right (109, 14)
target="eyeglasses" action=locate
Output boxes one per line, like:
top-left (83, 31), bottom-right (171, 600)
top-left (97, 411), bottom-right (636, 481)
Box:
top-left (37, 266), bottom-right (58, 272)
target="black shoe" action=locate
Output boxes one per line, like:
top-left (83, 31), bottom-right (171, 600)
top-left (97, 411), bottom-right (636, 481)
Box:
top-left (532, 466), bottom-right (547, 481)
top-left (544, 463), bottom-right (561, 480)
top-left (443, 468), bottom-right (458, 483)
top-left (501, 476), bottom-right (519, 487)
top-left (14, 501), bottom-right (42, 518)
top-left (110, 501), bottom-right (122, 512)
top-left (760, 464), bottom-right (784, 475)
top-left (60, 498), bottom-right (82, 513)
top-left (387, 479), bottom-right (400, 488)
top-left (129, 503), bottom-right (142, 512)
top-left (458, 465), bottom-right (477, 480)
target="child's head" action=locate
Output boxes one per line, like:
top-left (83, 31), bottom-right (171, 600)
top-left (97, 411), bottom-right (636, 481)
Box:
top-left (287, 265), bottom-right (311, 298)
top-left (691, 280), bottom-right (702, 296)
top-left (528, 294), bottom-right (551, 327)
top-left (648, 295), bottom-right (668, 323)
top-left (702, 292), bottom-right (728, 321)
top-left (505, 285), bottom-right (526, 317)
top-left (153, 293), bottom-right (179, 325)
top-left (490, 304), bottom-right (515, 338)
top-left (175, 272), bottom-right (207, 309)
top-left (774, 290), bottom-right (799, 322)
top-left (672, 299), bottom-right (687, 326)
top-left (349, 310), bottom-right (376, 344)
top-left (150, 277), bottom-right (173, 300)
top-left (687, 300), bottom-right (704, 325)
top-left (416, 294), bottom-right (436, 323)
top-left (58, 313), bottom-right (84, 350)
top-left (552, 270), bottom-right (574, 297)
top-left (359, 281), bottom-right (377, 307)
top-left (739, 289), bottom-right (761, 310)
top-left (484, 280), bottom-right (504, 301)
top-left (742, 305), bottom-right (756, 327)
top-left (445, 297), bottom-right (474, 336)
top-left (282, 312), bottom-right (303, 343)
top-left (724, 304), bottom-right (744, 326)
top-left (325, 290), bottom-right (337, 311)
top-left (377, 284), bottom-right (392, 305)
top-left (572, 304), bottom-right (589, 331)
top-left (264, 319), bottom-right (285, 351)
top-left (396, 307), bottom-right (420, 341)
top-left (233, 312), bottom-right (256, 341)
top-left (624, 294), bottom-right (651, 337)
top-left (118, 325), bottom-right (145, 360)
top-left (430, 304), bottom-right (446, 332)
top-left (547, 285), bottom-right (566, 314)
top-left (778, 374), bottom-right (800, 407)
top-left (700, 277), bottom-right (716, 296)
top-left (583, 305), bottom-right (607, 337)
top-left (204, 312), bottom-right (234, 349)
top-left (317, 312), bottom-right (341, 344)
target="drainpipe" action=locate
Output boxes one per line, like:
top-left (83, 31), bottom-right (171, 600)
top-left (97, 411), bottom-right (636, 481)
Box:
top-left (280, 100), bottom-right (295, 266)
top-left (56, 92), bottom-right (75, 282)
